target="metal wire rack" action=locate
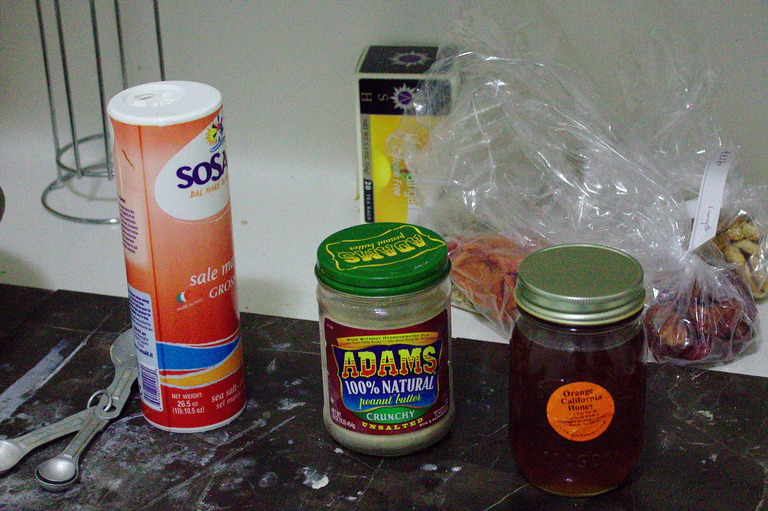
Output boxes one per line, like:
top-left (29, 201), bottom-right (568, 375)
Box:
top-left (36, 0), bottom-right (165, 224)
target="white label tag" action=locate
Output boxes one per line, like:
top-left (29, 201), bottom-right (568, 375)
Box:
top-left (687, 147), bottom-right (738, 252)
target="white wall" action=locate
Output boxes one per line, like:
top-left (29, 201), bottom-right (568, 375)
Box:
top-left (150, 0), bottom-right (767, 185)
top-left (1, 0), bottom-right (766, 329)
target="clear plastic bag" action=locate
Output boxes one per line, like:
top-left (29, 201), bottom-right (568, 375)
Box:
top-left (615, 28), bottom-right (767, 364)
top-left (713, 189), bottom-right (768, 300)
top-left (396, 6), bottom-right (763, 365)
top-left (645, 243), bottom-right (759, 364)
top-left (447, 230), bottom-right (548, 336)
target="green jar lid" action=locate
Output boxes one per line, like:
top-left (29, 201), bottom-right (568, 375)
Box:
top-left (316, 223), bottom-right (450, 297)
top-left (515, 244), bottom-right (645, 326)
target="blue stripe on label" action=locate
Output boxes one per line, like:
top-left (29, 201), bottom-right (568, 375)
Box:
top-left (156, 337), bottom-right (239, 371)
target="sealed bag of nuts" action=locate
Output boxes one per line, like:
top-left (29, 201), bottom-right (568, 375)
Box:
top-left (713, 208), bottom-right (768, 300)
top-left (603, 27), bottom-right (767, 365)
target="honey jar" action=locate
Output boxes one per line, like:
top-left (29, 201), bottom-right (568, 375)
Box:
top-left (509, 244), bottom-right (647, 496)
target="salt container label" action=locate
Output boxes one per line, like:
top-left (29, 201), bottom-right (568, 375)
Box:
top-left (110, 90), bottom-right (245, 432)
top-left (154, 115), bottom-right (230, 221)
top-left (324, 310), bottom-right (451, 435)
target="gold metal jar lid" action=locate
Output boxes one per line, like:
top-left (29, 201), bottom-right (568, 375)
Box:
top-left (514, 244), bottom-right (645, 326)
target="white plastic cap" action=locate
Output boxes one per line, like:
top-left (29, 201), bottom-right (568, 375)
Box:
top-left (107, 81), bottom-right (222, 126)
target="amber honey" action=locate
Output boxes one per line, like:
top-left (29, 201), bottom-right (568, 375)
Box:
top-left (509, 244), bottom-right (647, 497)
top-left (510, 315), bottom-right (646, 496)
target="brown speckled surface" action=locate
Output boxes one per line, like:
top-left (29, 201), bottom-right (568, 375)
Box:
top-left (0, 286), bottom-right (766, 510)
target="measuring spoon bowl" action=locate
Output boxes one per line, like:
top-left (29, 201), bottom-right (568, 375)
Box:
top-left (35, 453), bottom-right (78, 492)
top-left (109, 329), bottom-right (136, 369)
top-left (35, 410), bottom-right (109, 492)
top-left (0, 441), bottom-right (24, 474)
top-left (0, 407), bottom-right (92, 474)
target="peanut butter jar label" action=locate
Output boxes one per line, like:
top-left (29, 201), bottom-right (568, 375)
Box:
top-left (324, 311), bottom-right (451, 436)
top-left (546, 382), bottom-right (615, 442)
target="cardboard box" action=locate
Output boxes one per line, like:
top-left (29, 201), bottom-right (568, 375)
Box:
top-left (356, 46), bottom-right (456, 223)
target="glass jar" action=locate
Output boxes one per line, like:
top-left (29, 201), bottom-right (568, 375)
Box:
top-left (509, 244), bottom-right (647, 497)
top-left (315, 223), bottom-right (454, 456)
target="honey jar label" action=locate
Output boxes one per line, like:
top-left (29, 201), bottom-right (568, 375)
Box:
top-left (323, 311), bottom-right (451, 436)
top-left (546, 382), bottom-right (615, 442)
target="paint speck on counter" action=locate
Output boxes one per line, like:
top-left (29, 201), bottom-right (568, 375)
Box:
top-left (259, 471), bottom-right (278, 487)
top-left (267, 359), bottom-right (277, 374)
top-left (300, 467), bottom-right (329, 489)
top-left (219, 476), bottom-right (245, 491)
top-left (421, 463), bottom-right (438, 471)
top-left (278, 398), bottom-right (305, 411)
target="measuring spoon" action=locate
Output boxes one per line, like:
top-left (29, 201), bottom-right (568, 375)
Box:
top-left (0, 407), bottom-right (92, 474)
top-left (35, 330), bottom-right (138, 492)
top-left (34, 408), bottom-right (110, 492)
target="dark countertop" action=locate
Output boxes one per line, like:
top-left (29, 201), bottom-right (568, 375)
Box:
top-left (0, 284), bottom-right (766, 510)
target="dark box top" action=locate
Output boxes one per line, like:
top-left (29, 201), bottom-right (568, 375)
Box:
top-left (358, 46), bottom-right (440, 75)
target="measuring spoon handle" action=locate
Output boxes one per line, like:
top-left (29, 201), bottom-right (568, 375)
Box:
top-left (98, 367), bottom-right (138, 420)
top-left (12, 407), bottom-right (93, 453)
top-left (56, 409), bottom-right (110, 459)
